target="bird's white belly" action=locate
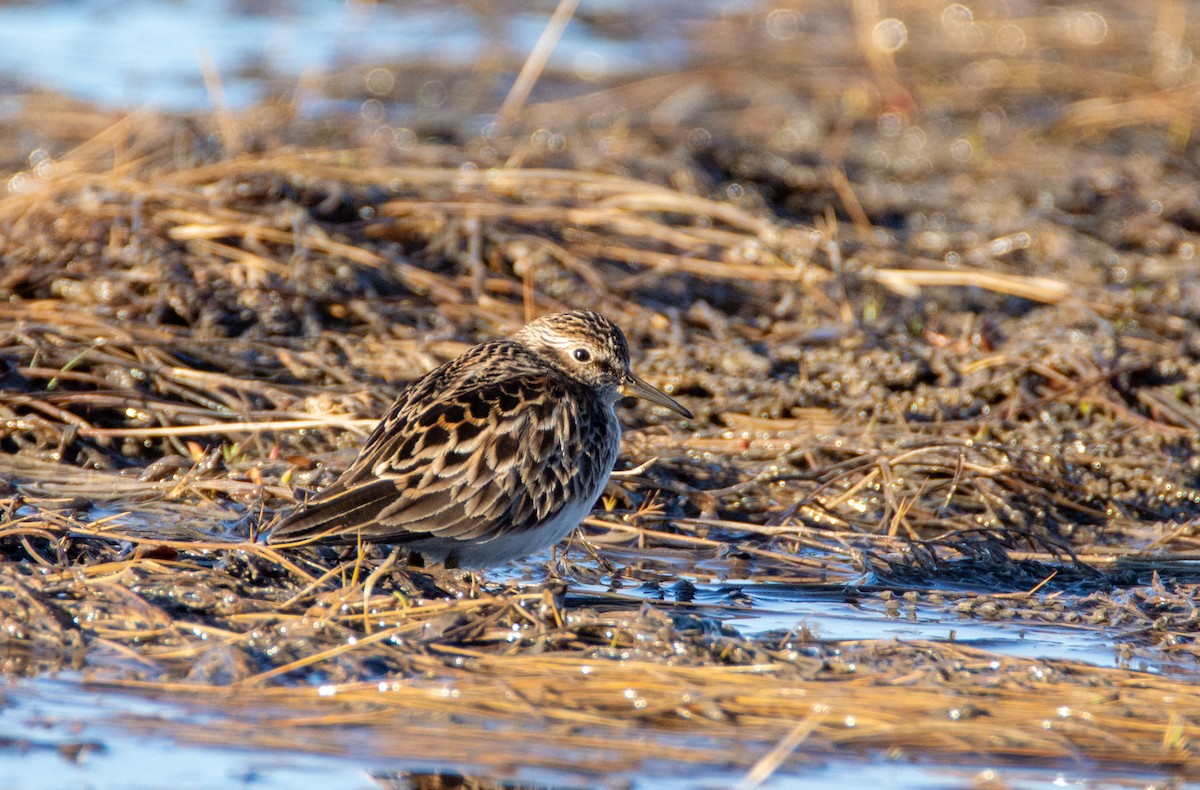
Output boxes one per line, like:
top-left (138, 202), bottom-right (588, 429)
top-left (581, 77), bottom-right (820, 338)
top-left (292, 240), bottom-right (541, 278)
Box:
top-left (462, 488), bottom-right (600, 567)
top-left (415, 461), bottom-right (614, 568)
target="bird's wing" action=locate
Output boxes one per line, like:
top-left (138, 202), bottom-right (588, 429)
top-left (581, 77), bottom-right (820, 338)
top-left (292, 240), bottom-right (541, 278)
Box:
top-left (276, 340), bottom-right (511, 504)
top-left (267, 372), bottom-right (610, 546)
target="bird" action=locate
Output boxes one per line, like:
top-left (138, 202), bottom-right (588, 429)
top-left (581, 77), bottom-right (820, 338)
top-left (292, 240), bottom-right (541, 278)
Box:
top-left (266, 310), bottom-right (692, 567)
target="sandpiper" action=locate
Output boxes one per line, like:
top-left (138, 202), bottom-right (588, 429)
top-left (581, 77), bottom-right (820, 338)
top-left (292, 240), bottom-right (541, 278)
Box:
top-left (267, 310), bottom-right (691, 567)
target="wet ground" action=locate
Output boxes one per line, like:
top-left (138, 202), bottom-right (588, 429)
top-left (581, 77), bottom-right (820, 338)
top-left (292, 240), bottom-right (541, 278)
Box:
top-left (4, 0), bottom-right (1200, 787)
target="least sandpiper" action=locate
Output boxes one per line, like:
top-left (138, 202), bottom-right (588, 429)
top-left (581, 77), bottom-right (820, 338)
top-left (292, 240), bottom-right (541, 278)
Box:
top-left (267, 310), bottom-right (691, 567)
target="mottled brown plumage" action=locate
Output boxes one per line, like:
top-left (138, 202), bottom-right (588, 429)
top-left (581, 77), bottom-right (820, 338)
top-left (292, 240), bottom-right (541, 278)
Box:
top-left (267, 311), bottom-right (691, 567)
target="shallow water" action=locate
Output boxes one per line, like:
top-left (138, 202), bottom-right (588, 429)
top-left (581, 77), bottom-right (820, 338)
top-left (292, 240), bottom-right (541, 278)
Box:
top-left (570, 576), bottom-right (1173, 672)
top-left (726, 583), bottom-right (1119, 664)
top-left (1, 677), bottom-right (1182, 790)
top-left (496, 549), bottom-right (1168, 673)
top-left (6, 490), bottom-right (1185, 786)
top-left (1, 679), bottom-right (377, 790)
top-left (0, 0), bottom-right (743, 111)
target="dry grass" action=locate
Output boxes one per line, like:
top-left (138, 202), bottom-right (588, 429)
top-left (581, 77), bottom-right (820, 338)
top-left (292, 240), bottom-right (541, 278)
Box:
top-left (4, 0), bottom-right (1200, 783)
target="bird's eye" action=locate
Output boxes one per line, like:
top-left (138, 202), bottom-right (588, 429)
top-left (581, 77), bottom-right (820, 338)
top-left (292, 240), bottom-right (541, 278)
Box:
top-left (572, 348), bottom-right (592, 363)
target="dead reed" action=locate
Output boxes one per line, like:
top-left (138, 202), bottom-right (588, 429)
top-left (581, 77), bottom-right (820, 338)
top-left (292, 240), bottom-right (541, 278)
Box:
top-left (4, 0), bottom-right (1200, 781)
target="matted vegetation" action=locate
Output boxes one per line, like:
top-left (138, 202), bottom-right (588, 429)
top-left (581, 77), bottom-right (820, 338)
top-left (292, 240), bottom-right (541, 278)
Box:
top-left (4, 0), bottom-right (1200, 784)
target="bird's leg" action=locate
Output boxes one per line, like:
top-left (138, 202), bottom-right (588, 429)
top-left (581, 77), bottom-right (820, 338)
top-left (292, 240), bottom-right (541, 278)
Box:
top-left (562, 532), bottom-right (617, 575)
top-left (361, 548), bottom-right (401, 633)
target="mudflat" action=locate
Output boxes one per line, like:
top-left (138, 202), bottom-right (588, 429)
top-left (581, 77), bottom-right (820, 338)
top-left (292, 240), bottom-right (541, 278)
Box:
top-left (1, 3), bottom-right (1199, 786)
